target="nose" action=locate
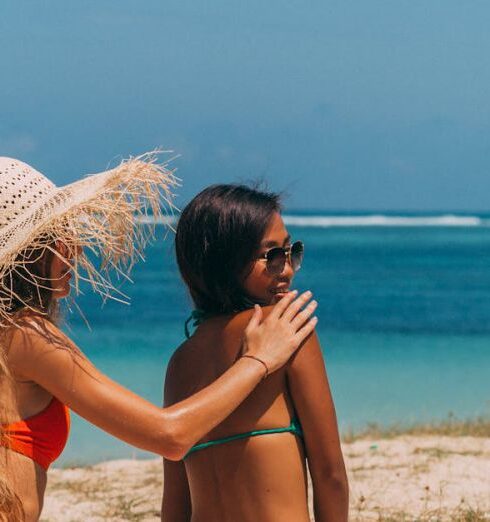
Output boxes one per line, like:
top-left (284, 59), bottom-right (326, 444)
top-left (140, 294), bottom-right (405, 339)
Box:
top-left (280, 254), bottom-right (295, 279)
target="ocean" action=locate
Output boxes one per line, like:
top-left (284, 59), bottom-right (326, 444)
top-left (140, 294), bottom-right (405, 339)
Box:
top-left (58, 212), bottom-right (490, 466)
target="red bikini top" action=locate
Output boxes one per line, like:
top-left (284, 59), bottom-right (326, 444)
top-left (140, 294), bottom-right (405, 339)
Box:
top-left (0, 397), bottom-right (70, 470)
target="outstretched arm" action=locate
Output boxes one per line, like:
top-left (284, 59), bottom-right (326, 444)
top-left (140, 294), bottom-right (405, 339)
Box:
top-left (8, 291), bottom-right (317, 461)
top-left (287, 332), bottom-right (349, 522)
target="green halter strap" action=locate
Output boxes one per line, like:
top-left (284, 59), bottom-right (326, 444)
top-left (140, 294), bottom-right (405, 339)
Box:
top-left (184, 309), bottom-right (212, 339)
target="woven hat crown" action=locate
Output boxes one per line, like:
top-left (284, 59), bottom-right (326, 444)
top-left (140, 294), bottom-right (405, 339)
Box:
top-left (0, 158), bottom-right (56, 230)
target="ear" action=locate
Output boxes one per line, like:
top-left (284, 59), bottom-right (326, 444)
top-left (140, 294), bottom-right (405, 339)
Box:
top-left (55, 240), bottom-right (79, 259)
top-left (54, 240), bottom-right (68, 256)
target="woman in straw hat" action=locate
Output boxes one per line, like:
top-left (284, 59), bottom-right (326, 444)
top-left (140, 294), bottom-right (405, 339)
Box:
top-left (0, 156), bottom-right (318, 522)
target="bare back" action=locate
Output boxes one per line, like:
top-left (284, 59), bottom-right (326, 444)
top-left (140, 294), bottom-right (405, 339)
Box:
top-left (164, 308), bottom-right (313, 522)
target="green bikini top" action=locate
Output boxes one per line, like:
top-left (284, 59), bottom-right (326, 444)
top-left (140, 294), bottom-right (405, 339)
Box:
top-left (185, 417), bottom-right (303, 459)
top-left (183, 310), bottom-right (304, 460)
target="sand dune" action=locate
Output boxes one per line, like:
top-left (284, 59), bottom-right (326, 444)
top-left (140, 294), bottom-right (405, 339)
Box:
top-left (41, 435), bottom-right (490, 521)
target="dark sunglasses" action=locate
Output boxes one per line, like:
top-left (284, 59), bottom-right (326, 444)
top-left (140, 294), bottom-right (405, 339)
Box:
top-left (259, 240), bottom-right (304, 275)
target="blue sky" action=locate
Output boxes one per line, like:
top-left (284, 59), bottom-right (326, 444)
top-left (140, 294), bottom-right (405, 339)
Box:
top-left (1, 1), bottom-right (490, 210)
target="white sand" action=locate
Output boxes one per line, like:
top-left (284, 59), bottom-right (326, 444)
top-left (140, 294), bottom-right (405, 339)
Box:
top-left (41, 435), bottom-right (490, 521)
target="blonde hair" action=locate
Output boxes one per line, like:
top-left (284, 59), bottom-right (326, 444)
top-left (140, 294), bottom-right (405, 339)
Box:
top-left (0, 245), bottom-right (66, 521)
top-left (0, 242), bottom-right (69, 522)
top-left (0, 349), bottom-right (24, 521)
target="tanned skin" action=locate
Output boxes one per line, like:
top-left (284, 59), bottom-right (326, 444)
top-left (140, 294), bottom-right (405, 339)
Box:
top-left (3, 240), bottom-right (317, 522)
top-left (162, 213), bottom-right (348, 522)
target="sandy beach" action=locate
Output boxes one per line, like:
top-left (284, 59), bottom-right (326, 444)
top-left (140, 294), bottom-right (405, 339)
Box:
top-left (41, 433), bottom-right (490, 521)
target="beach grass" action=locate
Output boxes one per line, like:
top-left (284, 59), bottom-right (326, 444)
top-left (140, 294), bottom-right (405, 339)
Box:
top-left (342, 414), bottom-right (490, 443)
top-left (364, 506), bottom-right (489, 521)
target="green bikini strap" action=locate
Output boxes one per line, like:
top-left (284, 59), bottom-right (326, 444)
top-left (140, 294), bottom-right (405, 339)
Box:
top-left (184, 309), bottom-right (210, 339)
top-left (184, 418), bottom-right (303, 459)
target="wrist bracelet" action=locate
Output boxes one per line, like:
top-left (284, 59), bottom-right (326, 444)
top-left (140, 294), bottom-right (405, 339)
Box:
top-left (241, 354), bottom-right (269, 380)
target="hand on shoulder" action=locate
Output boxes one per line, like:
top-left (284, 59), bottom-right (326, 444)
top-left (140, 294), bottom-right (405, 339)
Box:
top-left (237, 291), bottom-right (318, 375)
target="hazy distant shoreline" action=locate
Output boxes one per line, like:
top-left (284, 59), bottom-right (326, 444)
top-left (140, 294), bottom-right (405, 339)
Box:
top-left (136, 212), bottom-right (490, 227)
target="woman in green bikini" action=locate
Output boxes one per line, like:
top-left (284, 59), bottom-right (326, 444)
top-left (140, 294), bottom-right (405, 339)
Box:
top-left (162, 185), bottom-right (348, 522)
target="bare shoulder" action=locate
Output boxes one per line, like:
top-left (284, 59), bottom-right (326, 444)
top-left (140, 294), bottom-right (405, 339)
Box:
top-left (288, 329), bottom-right (324, 376)
top-left (165, 341), bottom-right (189, 377)
top-left (164, 305), bottom-right (283, 403)
top-left (6, 315), bottom-right (80, 378)
top-left (8, 315), bottom-right (74, 353)
top-left (163, 339), bottom-right (196, 404)
top-left (221, 306), bottom-right (276, 337)
top-left (226, 305), bottom-right (318, 362)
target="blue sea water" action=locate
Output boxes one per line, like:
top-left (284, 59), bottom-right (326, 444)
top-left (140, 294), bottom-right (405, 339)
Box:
top-left (58, 213), bottom-right (490, 466)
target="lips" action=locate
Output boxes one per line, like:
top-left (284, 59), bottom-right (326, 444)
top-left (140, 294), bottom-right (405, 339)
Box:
top-left (270, 287), bottom-right (290, 294)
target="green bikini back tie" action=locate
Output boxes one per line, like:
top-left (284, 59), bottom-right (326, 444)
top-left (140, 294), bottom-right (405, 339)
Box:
top-left (184, 417), bottom-right (303, 459)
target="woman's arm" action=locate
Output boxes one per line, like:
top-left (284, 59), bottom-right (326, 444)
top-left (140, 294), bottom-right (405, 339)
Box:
top-left (286, 332), bottom-right (349, 522)
top-left (8, 291), bottom-right (317, 461)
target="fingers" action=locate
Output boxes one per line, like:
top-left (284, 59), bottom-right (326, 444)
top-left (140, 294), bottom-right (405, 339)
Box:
top-left (268, 290), bottom-right (298, 320)
top-left (245, 304), bottom-right (263, 333)
top-left (280, 290), bottom-right (313, 322)
top-left (293, 316), bottom-right (318, 347)
top-left (291, 299), bottom-right (318, 330)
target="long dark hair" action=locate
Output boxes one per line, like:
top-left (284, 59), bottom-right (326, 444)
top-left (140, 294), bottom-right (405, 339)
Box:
top-left (175, 184), bottom-right (281, 315)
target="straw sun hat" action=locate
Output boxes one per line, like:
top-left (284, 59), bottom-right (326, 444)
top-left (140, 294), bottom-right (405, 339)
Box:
top-left (0, 153), bottom-right (177, 322)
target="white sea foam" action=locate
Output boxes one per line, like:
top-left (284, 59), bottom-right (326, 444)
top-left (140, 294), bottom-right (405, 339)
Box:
top-left (137, 214), bottom-right (485, 228)
top-left (136, 215), bottom-right (177, 225)
top-left (282, 215), bottom-right (484, 227)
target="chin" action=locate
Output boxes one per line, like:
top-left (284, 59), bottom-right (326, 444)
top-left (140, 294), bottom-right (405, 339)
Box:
top-left (246, 294), bottom-right (273, 307)
top-left (52, 286), bottom-right (71, 300)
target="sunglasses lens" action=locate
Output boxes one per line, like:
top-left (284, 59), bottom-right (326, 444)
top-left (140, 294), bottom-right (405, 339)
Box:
top-left (266, 247), bottom-right (287, 274)
top-left (291, 241), bottom-right (304, 271)
top-left (265, 241), bottom-right (304, 274)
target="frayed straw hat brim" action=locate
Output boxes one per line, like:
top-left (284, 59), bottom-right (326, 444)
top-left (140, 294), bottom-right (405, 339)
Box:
top-left (0, 153), bottom-right (178, 322)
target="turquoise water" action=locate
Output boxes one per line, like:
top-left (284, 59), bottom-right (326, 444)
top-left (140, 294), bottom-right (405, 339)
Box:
top-left (57, 217), bottom-right (490, 466)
